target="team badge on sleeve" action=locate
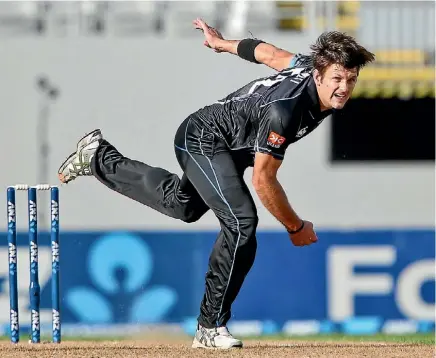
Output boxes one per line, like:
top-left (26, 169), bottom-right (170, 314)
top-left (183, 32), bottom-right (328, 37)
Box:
top-left (267, 131), bottom-right (286, 148)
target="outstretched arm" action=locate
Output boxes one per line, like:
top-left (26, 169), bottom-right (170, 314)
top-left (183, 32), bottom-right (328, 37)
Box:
top-left (251, 103), bottom-right (318, 247)
top-left (252, 153), bottom-right (302, 232)
top-left (252, 152), bottom-right (318, 247)
top-left (193, 18), bottom-right (295, 72)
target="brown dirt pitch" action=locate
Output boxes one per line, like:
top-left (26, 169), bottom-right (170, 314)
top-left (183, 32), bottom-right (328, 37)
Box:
top-left (0, 337), bottom-right (433, 358)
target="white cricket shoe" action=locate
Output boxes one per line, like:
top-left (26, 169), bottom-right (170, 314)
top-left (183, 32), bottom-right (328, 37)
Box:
top-left (58, 129), bottom-right (103, 184)
top-left (192, 324), bottom-right (243, 349)
top-left (75, 128), bottom-right (103, 152)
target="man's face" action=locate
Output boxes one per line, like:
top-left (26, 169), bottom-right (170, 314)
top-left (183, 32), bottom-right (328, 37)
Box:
top-left (315, 64), bottom-right (358, 110)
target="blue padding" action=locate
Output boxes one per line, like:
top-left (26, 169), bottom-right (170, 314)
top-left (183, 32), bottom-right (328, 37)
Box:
top-left (342, 317), bottom-right (382, 335)
top-left (320, 320), bottom-right (337, 333)
top-left (182, 317), bottom-right (198, 336)
top-left (262, 320), bottom-right (279, 335)
top-left (418, 320), bottom-right (435, 333)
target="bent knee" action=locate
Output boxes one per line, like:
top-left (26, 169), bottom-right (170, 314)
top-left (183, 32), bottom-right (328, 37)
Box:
top-left (182, 215), bottom-right (200, 223)
top-left (180, 209), bottom-right (204, 223)
top-left (237, 215), bottom-right (258, 244)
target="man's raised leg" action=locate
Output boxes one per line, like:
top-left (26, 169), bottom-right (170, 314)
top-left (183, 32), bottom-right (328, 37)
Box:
top-left (58, 129), bottom-right (208, 223)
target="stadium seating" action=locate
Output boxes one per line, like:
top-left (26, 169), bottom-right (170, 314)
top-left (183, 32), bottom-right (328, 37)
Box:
top-left (0, 1), bottom-right (41, 34)
top-left (0, 0), bottom-right (432, 98)
top-left (276, 1), bottom-right (360, 33)
top-left (373, 49), bottom-right (427, 66)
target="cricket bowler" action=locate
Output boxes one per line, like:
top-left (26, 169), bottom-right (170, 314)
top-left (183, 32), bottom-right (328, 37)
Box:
top-left (58, 18), bottom-right (374, 349)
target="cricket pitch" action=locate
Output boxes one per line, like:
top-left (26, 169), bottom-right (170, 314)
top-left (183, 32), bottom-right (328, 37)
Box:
top-left (0, 337), bottom-right (433, 358)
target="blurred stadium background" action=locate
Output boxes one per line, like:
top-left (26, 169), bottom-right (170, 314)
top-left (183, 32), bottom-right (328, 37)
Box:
top-left (0, 0), bottom-right (434, 340)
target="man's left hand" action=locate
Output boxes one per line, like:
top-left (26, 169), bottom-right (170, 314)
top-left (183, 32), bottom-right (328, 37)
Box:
top-left (288, 220), bottom-right (318, 247)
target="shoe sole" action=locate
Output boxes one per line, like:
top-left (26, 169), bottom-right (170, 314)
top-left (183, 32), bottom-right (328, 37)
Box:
top-left (191, 338), bottom-right (243, 349)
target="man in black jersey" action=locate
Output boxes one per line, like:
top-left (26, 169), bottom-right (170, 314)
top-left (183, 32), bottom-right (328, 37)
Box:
top-left (57, 20), bottom-right (374, 349)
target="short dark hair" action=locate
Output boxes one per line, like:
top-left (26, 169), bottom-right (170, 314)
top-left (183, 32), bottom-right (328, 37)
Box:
top-left (310, 31), bottom-right (375, 76)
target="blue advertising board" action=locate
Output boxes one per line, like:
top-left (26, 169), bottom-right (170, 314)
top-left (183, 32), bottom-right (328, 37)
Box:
top-left (0, 229), bottom-right (434, 332)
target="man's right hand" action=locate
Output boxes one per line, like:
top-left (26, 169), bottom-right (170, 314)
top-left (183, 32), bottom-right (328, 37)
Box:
top-left (192, 18), bottom-right (293, 72)
top-left (193, 18), bottom-right (227, 53)
top-left (288, 220), bottom-right (318, 247)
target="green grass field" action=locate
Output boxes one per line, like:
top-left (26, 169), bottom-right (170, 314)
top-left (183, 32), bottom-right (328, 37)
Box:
top-left (252, 333), bottom-right (435, 344)
top-left (0, 333), bottom-right (433, 344)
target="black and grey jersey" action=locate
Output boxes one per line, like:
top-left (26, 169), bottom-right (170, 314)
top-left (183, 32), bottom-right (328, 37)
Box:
top-left (190, 54), bottom-right (333, 162)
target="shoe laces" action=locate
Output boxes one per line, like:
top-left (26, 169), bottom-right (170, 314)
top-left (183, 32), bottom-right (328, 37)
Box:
top-left (216, 326), bottom-right (233, 337)
top-left (199, 325), bottom-right (219, 339)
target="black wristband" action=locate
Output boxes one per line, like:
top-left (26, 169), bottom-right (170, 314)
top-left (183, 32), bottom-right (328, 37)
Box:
top-left (287, 221), bottom-right (305, 234)
top-left (237, 38), bottom-right (265, 63)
